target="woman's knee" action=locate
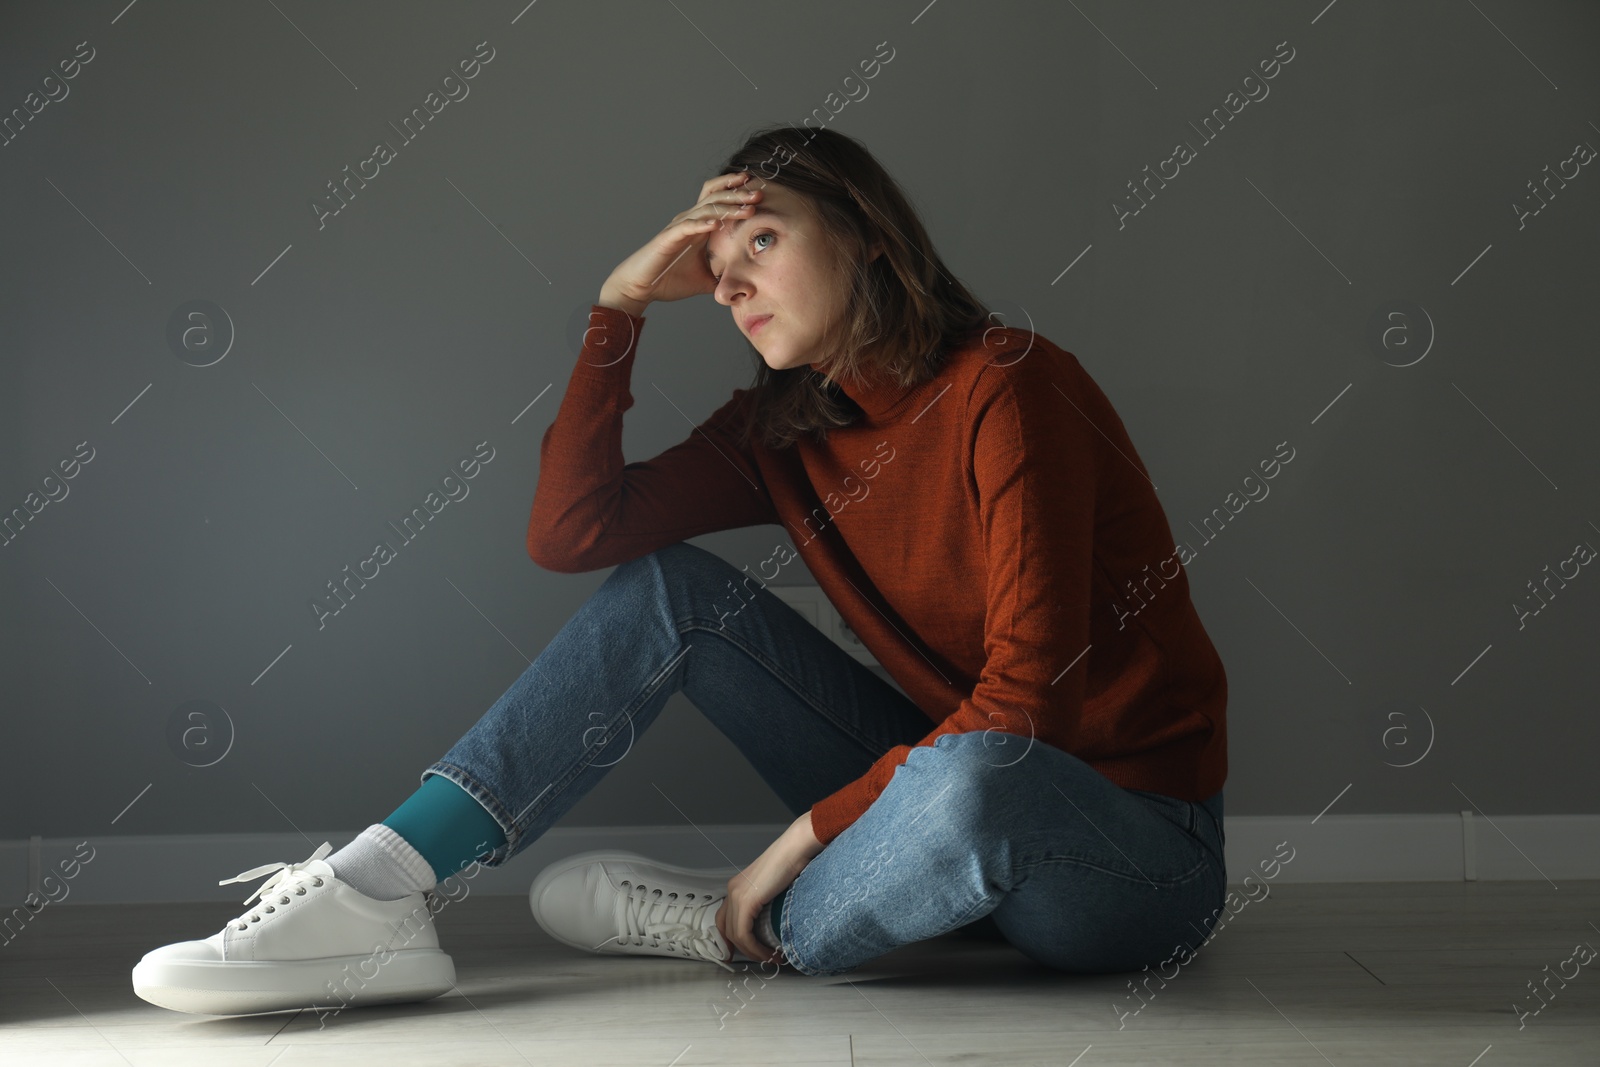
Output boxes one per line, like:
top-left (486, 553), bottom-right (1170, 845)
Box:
top-left (644, 540), bottom-right (724, 577)
top-left (907, 732), bottom-right (1032, 822)
top-left (884, 733), bottom-right (1034, 868)
top-left (641, 542), bottom-right (766, 628)
top-left (597, 542), bottom-right (718, 611)
top-left (626, 542), bottom-right (733, 595)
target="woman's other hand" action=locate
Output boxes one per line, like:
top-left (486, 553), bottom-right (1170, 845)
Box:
top-left (715, 810), bottom-right (823, 967)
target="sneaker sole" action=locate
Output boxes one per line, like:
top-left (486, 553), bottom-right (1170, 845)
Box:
top-left (528, 849), bottom-right (741, 957)
top-left (132, 947), bottom-right (456, 1016)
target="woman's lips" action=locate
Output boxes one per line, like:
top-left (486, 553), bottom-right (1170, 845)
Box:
top-left (746, 314), bottom-right (772, 336)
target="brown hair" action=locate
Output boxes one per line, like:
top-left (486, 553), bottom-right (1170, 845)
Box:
top-left (718, 125), bottom-right (993, 450)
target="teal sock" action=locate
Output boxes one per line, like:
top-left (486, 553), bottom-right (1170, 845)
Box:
top-left (382, 773), bottom-right (508, 883)
top-left (769, 888), bottom-right (786, 938)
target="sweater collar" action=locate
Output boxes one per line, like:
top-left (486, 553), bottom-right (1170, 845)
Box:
top-left (828, 363), bottom-right (927, 422)
top-left (823, 326), bottom-right (992, 422)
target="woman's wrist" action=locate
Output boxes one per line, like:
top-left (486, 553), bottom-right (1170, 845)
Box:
top-left (597, 287), bottom-right (647, 318)
top-left (791, 810), bottom-right (825, 856)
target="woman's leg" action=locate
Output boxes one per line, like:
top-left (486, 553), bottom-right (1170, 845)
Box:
top-left (777, 729), bottom-right (1228, 978)
top-left (421, 540), bottom-right (937, 874)
top-left (415, 538), bottom-right (1225, 980)
top-left (134, 539), bottom-right (940, 1017)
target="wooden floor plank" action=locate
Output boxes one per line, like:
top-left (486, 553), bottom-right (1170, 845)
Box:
top-left (0, 881), bottom-right (1595, 1064)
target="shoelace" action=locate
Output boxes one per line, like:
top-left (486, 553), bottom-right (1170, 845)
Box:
top-left (218, 842), bottom-right (333, 931)
top-left (609, 877), bottom-right (736, 973)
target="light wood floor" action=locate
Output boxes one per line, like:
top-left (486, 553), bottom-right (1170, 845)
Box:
top-left (2, 881), bottom-right (1597, 1065)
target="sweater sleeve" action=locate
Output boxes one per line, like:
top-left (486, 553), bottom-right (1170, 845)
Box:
top-left (806, 355), bottom-right (1098, 847)
top-left (527, 304), bottom-right (778, 573)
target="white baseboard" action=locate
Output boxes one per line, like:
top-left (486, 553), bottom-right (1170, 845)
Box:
top-left (3, 813), bottom-right (1597, 909)
top-left (1224, 812), bottom-right (1599, 885)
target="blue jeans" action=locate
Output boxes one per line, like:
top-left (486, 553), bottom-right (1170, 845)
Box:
top-left (423, 541), bottom-right (1227, 977)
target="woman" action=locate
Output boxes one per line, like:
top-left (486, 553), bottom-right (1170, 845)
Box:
top-left (132, 125), bottom-right (1229, 1017)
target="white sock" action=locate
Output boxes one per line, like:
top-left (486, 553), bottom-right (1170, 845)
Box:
top-left (326, 824), bottom-right (436, 901)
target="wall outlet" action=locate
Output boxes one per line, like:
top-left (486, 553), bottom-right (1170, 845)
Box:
top-left (764, 585), bottom-right (881, 667)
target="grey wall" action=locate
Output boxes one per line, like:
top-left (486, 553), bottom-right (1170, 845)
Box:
top-left (3, 0), bottom-right (1596, 848)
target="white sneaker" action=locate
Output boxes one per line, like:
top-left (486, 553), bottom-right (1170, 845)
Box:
top-left (529, 850), bottom-right (760, 973)
top-left (132, 842), bottom-right (456, 1016)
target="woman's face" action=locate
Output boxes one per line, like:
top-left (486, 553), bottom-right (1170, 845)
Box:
top-left (705, 179), bottom-right (869, 372)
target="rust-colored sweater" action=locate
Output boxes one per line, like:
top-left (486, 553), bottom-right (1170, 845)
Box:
top-left (529, 304), bottom-right (1228, 848)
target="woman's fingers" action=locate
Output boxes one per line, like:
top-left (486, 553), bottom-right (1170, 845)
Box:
top-left (720, 874), bottom-right (771, 963)
top-left (700, 169), bottom-right (752, 198)
top-left (724, 900), bottom-right (754, 960)
top-left (677, 185), bottom-right (762, 231)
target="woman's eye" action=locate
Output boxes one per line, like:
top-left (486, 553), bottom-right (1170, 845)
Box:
top-left (711, 232), bottom-right (775, 281)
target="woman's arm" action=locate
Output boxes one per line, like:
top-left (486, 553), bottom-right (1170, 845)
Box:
top-left (526, 303), bottom-right (776, 573)
top-left (528, 171), bottom-right (775, 572)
